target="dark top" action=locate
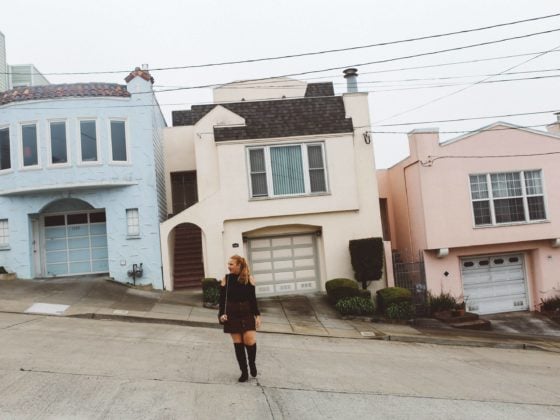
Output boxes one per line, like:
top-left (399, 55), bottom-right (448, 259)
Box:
top-left (219, 274), bottom-right (260, 317)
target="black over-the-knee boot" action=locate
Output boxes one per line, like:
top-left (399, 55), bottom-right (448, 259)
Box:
top-left (245, 343), bottom-right (257, 377)
top-left (234, 343), bottom-right (248, 382)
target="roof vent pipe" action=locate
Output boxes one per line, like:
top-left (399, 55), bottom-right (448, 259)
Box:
top-left (343, 68), bottom-right (358, 93)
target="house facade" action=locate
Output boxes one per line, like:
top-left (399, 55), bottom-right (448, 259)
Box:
top-left (378, 116), bottom-right (560, 314)
top-left (0, 67), bottom-right (167, 288)
top-left (161, 73), bottom-right (387, 294)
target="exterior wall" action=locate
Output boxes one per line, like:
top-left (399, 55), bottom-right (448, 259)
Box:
top-left (0, 77), bottom-right (165, 288)
top-left (161, 91), bottom-right (385, 292)
top-left (213, 77), bottom-right (307, 103)
top-left (0, 31), bottom-right (7, 91)
top-left (9, 64), bottom-right (50, 88)
top-left (381, 123), bottom-right (560, 312)
top-left (423, 240), bottom-right (560, 311)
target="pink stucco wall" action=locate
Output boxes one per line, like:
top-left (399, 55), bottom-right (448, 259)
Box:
top-left (378, 122), bottom-right (560, 311)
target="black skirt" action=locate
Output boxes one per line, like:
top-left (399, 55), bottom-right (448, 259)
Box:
top-left (223, 301), bottom-right (256, 333)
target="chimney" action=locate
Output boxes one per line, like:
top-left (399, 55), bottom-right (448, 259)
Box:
top-left (343, 68), bottom-right (358, 93)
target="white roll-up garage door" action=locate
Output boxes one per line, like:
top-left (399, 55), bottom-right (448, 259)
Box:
top-left (248, 234), bottom-right (319, 296)
top-left (461, 254), bottom-right (528, 315)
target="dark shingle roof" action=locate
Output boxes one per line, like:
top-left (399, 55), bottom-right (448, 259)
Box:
top-left (305, 82), bottom-right (335, 97)
top-left (0, 83), bottom-right (130, 106)
top-left (172, 94), bottom-right (353, 141)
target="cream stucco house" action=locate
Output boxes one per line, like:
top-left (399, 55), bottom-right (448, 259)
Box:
top-left (160, 71), bottom-right (386, 295)
top-left (378, 114), bottom-right (560, 315)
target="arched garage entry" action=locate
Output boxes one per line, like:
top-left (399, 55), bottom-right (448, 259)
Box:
top-left (36, 198), bottom-right (108, 277)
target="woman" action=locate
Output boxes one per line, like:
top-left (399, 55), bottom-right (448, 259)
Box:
top-left (218, 255), bottom-right (262, 382)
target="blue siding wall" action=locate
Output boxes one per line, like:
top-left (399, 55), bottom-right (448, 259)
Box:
top-left (0, 77), bottom-right (166, 288)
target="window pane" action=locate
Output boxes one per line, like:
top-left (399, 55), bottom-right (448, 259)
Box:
top-left (80, 121), bottom-right (97, 161)
top-left (110, 121), bottom-right (127, 161)
top-left (22, 124), bottom-right (38, 166)
top-left (472, 201), bottom-right (491, 225)
top-left (524, 170), bottom-right (543, 195)
top-left (527, 196), bottom-right (546, 220)
top-left (89, 212), bottom-right (106, 223)
top-left (270, 146), bottom-right (304, 195)
top-left (491, 172), bottom-right (521, 198)
top-left (469, 175), bottom-right (488, 199)
top-left (0, 128), bottom-right (10, 170)
top-left (249, 149), bottom-right (268, 197)
top-left (308, 145), bottom-right (326, 192)
top-left (494, 198), bottom-right (525, 223)
top-left (50, 122), bottom-right (67, 164)
top-left (0, 219), bottom-right (8, 245)
top-left (126, 208), bottom-right (139, 236)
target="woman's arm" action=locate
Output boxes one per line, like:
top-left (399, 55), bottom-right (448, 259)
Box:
top-left (218, 276), bottom-right (227, 320)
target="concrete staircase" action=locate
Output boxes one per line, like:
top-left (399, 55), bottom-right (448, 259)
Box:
top-left (173, 224), bottom-right (204, 289)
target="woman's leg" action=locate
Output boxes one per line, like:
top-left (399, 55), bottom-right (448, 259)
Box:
top-left (230, 333), bottom-right (248, 382)
top-left (243, 330), bottom-right (257, 377)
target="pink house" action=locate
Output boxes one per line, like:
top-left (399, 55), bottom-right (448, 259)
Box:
top-left (378, 114), bottom-right (560, 315)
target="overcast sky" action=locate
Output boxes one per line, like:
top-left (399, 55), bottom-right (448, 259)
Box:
top-left (1, 0), bottom-right (559, 168)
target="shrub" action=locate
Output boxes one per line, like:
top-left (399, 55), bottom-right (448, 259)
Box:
top-left (386, 302), bottom-right (415, 320)
top-left (540, 295), bottom-right (560, 312)
top-left (326, 278), bottom-right (359, 304)
top-left (201, 278), bottom-right (220, 304)
top-left (376, 287), bottom-right (412, 314)
top-left (335, 296), bottom-right (376, 316)
top-left (349, 237), bottom-right (384, 289)
top-left (428, 292), bottom-right (457, 314)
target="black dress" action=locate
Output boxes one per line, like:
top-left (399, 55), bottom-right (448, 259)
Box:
top-left (218, 274), bottom-right (260, 334)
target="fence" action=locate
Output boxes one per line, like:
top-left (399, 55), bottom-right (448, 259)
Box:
top-left (392, 251), bottom-right (428, 315)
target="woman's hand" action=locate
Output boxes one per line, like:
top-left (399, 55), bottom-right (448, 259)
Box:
top-left (220, 314), bottom-right (228, 323)
top-left (255, 315), bottom-right (262, 329)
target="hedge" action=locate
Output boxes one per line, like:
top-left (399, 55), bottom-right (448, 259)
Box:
top-left (376, 287), bottom-right (412, 314)
top-left (349, 237), bottom-right (384, 289)
top-left (202, 278), bottom-right (220, 304)
top-left (325, 278), bottom-right (371, 304)
top-left (335, 296), bottom-right (376, 316)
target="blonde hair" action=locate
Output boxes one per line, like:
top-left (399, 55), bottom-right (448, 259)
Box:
top-left (230, 254), bottom-right (251, 285)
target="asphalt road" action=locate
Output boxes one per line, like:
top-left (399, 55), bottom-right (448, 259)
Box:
top-left (0, 312), bottom-right (559, 419)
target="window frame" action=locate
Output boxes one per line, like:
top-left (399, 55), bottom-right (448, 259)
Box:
top-left (0, 219), bottom-right (9, 249)
top-left (246, 142), bottom-right (329, 199)
top-left (126, 208), bottom-right (140, 238)
top-left (0, 125), bottom-right (12, 174)
top-left (47, 119), bottom-right (70, 167)
top-left (468, 169), bottom-right (548, 227)
top-left (77, 118), bottom-right (101, 166)
top-left (19, 121), bottom-right (41, 170)
top-left (108, 118), bottom-right (131, 165)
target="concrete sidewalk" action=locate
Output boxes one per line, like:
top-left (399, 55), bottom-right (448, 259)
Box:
top-left (1, 275), bottom-right (559, 352)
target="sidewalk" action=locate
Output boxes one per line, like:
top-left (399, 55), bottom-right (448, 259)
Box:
top-left (1, 275), bottom-right (559, 352)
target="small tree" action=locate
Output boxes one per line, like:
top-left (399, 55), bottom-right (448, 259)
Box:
top-left (349, 237), bottom-right (384, 289)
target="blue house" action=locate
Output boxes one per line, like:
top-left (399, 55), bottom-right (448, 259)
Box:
top-left (0, 67), bottom-right (167, 288)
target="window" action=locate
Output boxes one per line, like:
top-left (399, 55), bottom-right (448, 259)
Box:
top-left (247, 143), bottom-right (327, 198)
top-left (0, 128), bottom-right (10, 170)
top-left (50, 121), bottom-right (68, 164)
top-left (126, 209), bottom-right (140, 236)
top-left (110, 120), bottom-right (127, 162)
top-left (0, 219), bottom-right (8, 247)
top-left (21, 123), bottom-right (38, 167)
top-left (470, 170), bottom-right (546, 226)
top-left (80, 120), bottom-right (98, 162)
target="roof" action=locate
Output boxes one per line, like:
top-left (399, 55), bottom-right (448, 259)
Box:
top-left (304, 82), bottom-right (335, 97)
top-left (0, 83), bottom-right (130, 106)
top-left (172, 86), bottom-right (353, 141)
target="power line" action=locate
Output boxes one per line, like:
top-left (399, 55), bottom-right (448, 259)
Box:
top-left (424, 151), bottom-right (560, 166)
top-left (4, 12), bottom-right (560, 76)
top-left (153, 28), bottom-right (560, 94)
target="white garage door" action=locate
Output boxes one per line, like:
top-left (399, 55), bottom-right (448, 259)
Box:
top-left (248, 234), bottom-right (319, 296)
top-left (461, 254), bottom-right (528, 315)
top-left (44, 211), bottom-right (109, 277)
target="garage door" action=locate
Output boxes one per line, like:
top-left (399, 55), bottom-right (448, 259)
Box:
top-left (248, 234), bottom-right (319, 296)
top-left (461, 254), bottom-right (528, 315)
top-left (44, 211), bottom-right (109, 276)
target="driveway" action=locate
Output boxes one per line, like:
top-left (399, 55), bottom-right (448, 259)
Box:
top-left (484, 311), bottom-right (560, 337)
